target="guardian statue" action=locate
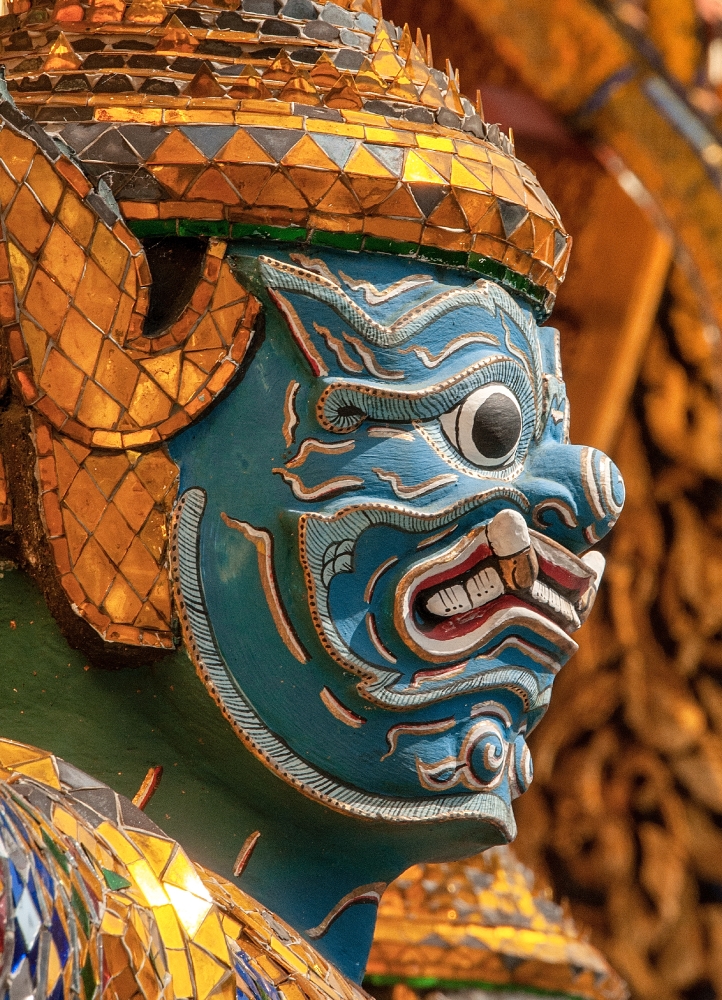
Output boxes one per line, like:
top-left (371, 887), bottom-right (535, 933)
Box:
top-left (0, 3), bottom-right (624, 999)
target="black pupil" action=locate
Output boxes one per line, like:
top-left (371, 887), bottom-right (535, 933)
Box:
top-left (472, 393), bottom-right (521, 459)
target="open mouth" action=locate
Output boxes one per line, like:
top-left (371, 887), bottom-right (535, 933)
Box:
top-left (396, 509), bottom-right (604, 663)
top-left (299, 495), bottom-right (602, 709)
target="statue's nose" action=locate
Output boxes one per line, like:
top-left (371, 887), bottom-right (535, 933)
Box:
top-left (578, 446), bottom-right (625, 545)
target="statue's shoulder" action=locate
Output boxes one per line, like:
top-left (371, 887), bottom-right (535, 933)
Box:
top-left (0, 738), bottom-right (365, 1000)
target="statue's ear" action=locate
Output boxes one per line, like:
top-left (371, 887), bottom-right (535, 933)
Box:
top-left (0, 103), bottom-right (262, 664)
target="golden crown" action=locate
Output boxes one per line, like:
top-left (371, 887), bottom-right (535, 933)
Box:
top-left (0, 0), bottom-right (570, 318)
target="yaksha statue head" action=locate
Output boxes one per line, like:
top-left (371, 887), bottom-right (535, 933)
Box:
top-left (0, 0), bottom-right (623, 946)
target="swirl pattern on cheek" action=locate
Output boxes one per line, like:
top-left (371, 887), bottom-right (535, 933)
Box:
top-left (509, 735), bottom-right (534, 800)
top-left (415, 719), bottom-right (512, 792)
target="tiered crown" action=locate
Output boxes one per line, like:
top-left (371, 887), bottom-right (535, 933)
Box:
top-left (368, 852), bottom-right (628, 1000)
top-left (0, 0), bottom-right (571, 314)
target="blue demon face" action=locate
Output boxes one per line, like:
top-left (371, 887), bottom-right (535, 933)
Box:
top-left (169, 246), bottom-right (624, 844)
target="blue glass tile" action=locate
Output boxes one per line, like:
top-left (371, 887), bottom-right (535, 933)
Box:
top-left (25, 872), bottom-right (41, 915)
top-left (234, 948), bottom-right (281, 1000)
top-left (8, 861), bottom-right (22, 905)
top-left (33, 855), bottom-right (54, 901)
top-left (11, 925), bottom-right (25, 973)
top-left (51, 910), bottom-right (69, 966)
top-left (25, 935), bottom-right (39, 980)
top-left (49, 974), bottom-right (65, 1000)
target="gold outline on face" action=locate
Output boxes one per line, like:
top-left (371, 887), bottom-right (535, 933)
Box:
top-left (381, 717), bottom-right (456, 762)
top-left (342, 332), bottom-right (405, 381)
top-left (271, 289), bottom-right (328, 377)
top-left (286, 437), bottom-right (355, 470)
top-left (282, 379), bottom-right (301, 447)
top-left (367, 427), bottom-right (415, 441)
top-left (398, 332), bottom-right (501, 369)
top-left (272, 468), bottom-right (364, 502)
top-left (532, 498), bottom-right (578, 529)
top-left (580, 447), bottom-right (622, 543)
top-left (221, 512), bottom-right (309, 664)
top-left (364, 556), bottom-right (399, 604)
top-left (417, 525), bottom-right (458, 550)
top-left (313, 323), bottom-right (363, 374)
top-left (366, 611), bottom-right (397, 664)
top-left (320, 687), bottom-right (367, 729)
top-left (371, 467), bottom-right (458, 500)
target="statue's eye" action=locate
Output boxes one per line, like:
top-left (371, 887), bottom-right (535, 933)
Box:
top-left (440, 384), bottom-right (523, 469)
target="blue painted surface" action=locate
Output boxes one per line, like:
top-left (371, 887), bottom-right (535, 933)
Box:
top-left (167, 246), bottom-right (624, 981)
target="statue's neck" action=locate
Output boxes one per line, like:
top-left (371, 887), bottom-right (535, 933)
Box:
top-left (230, 808), bottom-right (390, 981)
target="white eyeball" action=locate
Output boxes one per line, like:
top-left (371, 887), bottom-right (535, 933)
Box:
top-left (440, 384), bottom-right (523, 469)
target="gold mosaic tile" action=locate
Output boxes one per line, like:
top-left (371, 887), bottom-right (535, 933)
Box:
top-left (78, 381), bottom-right (123, 430)
top-left (58, 187), bottom-right (95, 247)
top-left (30, 412), bottom-right (179, 647)
top-left (94, 503), bottom-right (135, 565)
top-left (73, 534), bottom-right (116, 605)
top-left (0, 117), bottom-right (261, 462)
top-left (0, 128), bottom-right (35, 183)
top-left (27, 155), bottom-right (64, 214)
top-left (8, 187), bottom-right (52, 256)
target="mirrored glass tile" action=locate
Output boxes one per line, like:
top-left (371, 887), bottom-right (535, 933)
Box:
top-left (15, 887), bottom-right (41, 951)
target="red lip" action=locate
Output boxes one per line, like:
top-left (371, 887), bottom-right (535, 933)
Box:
top-left (411, 538), bottom-right (592, 640)
top-left (395, 522), bottom-right (597, 664)
top-left (419, 593), bottom-right (547, 643)
top-left (535, 545), bottom-right (593, 597)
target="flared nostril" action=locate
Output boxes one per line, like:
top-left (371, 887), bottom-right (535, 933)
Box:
top-left (580, 447), bottom-right (625, 544)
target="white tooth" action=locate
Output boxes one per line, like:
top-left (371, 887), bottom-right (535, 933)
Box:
top-left (426, 585), bottom-right (473, 618)
top-left (425, 593), bottom-right (449, 617)
top-left (446, 585), bottom-right (472, 613)
top-left (530, 581), bottom-right (580, 628)
top-left (466, 567), bottom-right (504, 608)
top-left (582, 550), bottom-right (606, 586)
top-left (562, 597), bottom-right (581, 629)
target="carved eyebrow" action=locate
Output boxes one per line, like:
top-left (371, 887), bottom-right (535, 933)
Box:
top-left (339, 271), bottom-right (434, 304)
top-left (289, 252), bottom-right (338, 284)
top-left (258, 255), bottom-right (542, 400)
top-left (316, 355), bottom-right (534, 433)
top-left (398, 332), bottom-right (501, 369)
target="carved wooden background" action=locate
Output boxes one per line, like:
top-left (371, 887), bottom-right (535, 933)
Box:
top-left (384, 2), bottom-right (722, 997)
